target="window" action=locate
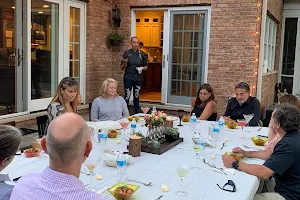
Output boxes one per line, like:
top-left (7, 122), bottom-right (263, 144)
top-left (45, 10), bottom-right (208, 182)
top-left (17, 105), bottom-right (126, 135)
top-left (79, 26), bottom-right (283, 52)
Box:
top-left (263, 16), bottom-right (277, 72)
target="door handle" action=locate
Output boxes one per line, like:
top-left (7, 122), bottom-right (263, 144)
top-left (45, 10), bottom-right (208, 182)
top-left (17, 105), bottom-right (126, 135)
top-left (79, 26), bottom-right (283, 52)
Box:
top-left (17, 48), bottom-right (23, 67)
top-left (162, 55), bottom-right (165, 68)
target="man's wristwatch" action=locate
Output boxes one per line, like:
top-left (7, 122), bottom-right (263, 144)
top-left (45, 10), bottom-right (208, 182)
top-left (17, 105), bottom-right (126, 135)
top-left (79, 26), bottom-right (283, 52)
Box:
top-left (232, 161), bottom-right (239, 169)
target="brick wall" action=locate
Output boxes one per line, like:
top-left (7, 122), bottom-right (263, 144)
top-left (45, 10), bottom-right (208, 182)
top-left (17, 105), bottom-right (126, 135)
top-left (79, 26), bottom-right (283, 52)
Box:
top-left (261, 72), bottom-right (278, 106)
top-left (260, 0), bottom-right (283, 108)
top-left (86, 0), bottom-right (263, 115)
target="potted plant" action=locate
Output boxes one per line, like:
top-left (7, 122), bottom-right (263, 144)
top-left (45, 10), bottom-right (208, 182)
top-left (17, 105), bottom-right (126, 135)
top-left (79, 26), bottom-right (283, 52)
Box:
top-left (107, 32), bottom-right (124, 46)
top-left (164, 127), bottom-right (180, 142)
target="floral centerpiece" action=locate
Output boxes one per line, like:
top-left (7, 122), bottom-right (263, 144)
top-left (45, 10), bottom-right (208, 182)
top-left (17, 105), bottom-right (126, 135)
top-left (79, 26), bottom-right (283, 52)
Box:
top-left (144, 111), bottom-right (167, 128)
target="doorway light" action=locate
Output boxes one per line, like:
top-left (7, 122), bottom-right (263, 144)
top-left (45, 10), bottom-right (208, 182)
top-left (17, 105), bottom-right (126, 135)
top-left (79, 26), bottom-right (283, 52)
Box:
top-left (43, 5), bottom-right (49, 8)
top-left (11, 6), bottom-right (15, 9)
top-left (38, 11), bottom-right (44, 14)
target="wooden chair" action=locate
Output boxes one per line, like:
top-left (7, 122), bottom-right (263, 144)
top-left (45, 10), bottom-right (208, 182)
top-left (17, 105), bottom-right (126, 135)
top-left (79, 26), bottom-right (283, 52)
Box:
top-left (36, 115), bottom-right (48, 138)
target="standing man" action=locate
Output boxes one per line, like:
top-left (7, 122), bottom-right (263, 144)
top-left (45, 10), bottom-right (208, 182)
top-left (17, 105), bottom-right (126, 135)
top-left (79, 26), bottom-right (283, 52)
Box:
top-left (120, 36), bottom-right (148, 114)
top-left (224, 82), bottom-right (261, 126)
top-left (11, 113), bottom-right (107, 200)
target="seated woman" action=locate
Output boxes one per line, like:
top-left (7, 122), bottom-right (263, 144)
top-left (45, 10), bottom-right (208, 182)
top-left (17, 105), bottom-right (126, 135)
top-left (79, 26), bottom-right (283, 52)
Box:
top-left (91, 78), bottom-right (129, 121)
top-left (191, 83), bottom-right (217, 121)
top-left (265, 94), bottom-right (300, 152)
top-left (47, 77), bottom-right (79, 123)
top-left (0, 125), bottom-right (22, 200)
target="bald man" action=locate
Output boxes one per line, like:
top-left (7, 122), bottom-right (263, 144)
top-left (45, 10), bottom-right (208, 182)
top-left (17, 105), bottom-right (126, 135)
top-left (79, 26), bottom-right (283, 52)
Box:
top-left (11, 113), bottom-right (107, 200)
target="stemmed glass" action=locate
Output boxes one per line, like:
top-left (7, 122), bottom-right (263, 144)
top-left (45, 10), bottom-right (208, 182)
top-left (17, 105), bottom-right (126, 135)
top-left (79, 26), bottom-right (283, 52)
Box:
top-left (193, 136), bottom-right (205, 169)
top-left (243, 114), bottom-right (254, 132)
top-left (177, 110), bottom-right (185, 126)
top-left (141, 107), bottom-right (150, 117)
top-left (174, 164), bottom-right (192, 196)
top-left (119, 120), bottom-right (130, 141)
top-left (85, 156), bottom-right (101, 190)
top-left (237, 119), bottom-right (247, 132)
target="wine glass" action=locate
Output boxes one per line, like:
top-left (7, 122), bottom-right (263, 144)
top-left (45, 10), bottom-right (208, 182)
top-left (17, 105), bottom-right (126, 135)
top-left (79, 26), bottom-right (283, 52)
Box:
top-left (174, 164), bottom-right (191, 196)
top-left (243, 114), bottom-right (254, 132)
top-left (177, 110), bottom-right (185, 126)
top-left (237, 119), bottom-right (247, 132)
top-left (141, 107), bottom-right (150, 117)
top-left (85, 156), bottom-right (101, 189)
top-left (33, 136), bottom-right (47, 158)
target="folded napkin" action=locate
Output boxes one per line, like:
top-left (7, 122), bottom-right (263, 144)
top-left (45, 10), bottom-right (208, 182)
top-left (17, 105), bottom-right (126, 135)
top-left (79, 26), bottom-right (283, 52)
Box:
top-left (193, 132), bottom-right (216, 148)
top-left (87, 121), bottom-right (122, 130)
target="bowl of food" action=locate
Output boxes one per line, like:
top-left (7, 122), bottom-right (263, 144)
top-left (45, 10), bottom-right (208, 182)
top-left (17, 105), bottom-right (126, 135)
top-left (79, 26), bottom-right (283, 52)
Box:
top-left (181, 115), bottom-right (190, 122)
top-left (225, 121), bottom-right (238, 129)
top-left (108, 183), bottom-right (139, 200)
top-left (251, 136), bottom-right (268, 146)
top-left (225, 152), bottom-right (243, 161)
top-left (108, 130), bottom-right (120, 138)
top-left (24, 148), bottom-right (41, 158)
top-left (127, 116), bottom-right (141, 122)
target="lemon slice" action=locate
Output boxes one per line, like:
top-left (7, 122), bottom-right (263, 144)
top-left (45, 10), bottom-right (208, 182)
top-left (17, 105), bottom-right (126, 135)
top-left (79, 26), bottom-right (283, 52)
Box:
top-left (115, 140), bottom-right (121, 144)
top-left (161, 184), bottom-right (169, 192)
top-left (96, 175), bottom-right (103, 180)
top-left (210, 155), bottom-right (215, 159)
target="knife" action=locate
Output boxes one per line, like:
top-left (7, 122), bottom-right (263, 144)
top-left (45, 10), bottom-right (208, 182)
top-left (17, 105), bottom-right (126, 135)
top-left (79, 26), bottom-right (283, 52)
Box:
top-left (155, 195), bottom-right (163, 200)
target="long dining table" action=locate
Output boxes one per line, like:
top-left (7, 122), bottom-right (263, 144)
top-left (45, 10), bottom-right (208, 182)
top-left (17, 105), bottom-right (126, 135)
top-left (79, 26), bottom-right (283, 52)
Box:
top-left (2, 117), bottom-right (269, 200)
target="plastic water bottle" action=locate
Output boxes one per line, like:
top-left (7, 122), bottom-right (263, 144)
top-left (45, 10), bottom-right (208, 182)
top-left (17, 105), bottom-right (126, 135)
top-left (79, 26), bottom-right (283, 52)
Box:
top-left (218, 116), bottom-right (225, 130)
top-left (191, 113), bottom-right (197, 129)
top-left (213, 122), bottom-right (220, 141)
top-left (131, 118), bottom-right (137, 134)
top-left (152, 106), bottom-right (157, 114)
top-left (98, 129), bottom-right (108, 149)
top-left (116, 153), bottom-right (127, 181)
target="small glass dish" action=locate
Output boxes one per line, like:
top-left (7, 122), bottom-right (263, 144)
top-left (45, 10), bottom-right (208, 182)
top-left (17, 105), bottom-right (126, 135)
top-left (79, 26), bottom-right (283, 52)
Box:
top-left (108, 183), bottom-right (139, 200)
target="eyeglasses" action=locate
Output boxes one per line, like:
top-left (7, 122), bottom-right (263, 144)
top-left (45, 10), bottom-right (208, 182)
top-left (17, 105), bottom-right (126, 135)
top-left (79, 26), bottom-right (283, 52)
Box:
top-left (217, 180), bottom-right (236, 192)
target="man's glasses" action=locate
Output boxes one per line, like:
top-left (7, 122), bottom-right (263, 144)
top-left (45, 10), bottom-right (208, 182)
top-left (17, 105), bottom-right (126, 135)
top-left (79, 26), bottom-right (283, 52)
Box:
top-left (217, 180), bottom-right (236, 192)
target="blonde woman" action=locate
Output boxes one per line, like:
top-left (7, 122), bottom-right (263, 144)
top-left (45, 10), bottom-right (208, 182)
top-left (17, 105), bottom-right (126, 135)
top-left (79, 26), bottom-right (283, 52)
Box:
top-left (47, 77), bottom-right (78, 123)
top-left (91, 78), bottom-right (129, 121)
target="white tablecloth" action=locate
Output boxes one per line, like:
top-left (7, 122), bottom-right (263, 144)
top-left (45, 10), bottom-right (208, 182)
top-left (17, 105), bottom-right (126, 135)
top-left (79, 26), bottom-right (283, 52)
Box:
top-left (2, 119), bottom-right (268, 200)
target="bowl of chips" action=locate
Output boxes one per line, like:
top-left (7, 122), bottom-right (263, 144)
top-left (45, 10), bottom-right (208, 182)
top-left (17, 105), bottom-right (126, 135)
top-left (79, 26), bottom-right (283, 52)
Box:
top-left (108, 183), bottom-right (139, 200)
top-left (251, 136), bottom-right (268, 146)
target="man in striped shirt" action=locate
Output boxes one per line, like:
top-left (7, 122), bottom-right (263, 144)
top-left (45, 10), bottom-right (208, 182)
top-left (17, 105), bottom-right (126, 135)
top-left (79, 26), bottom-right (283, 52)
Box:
top-left (10, 113), bottom-right (107, 200)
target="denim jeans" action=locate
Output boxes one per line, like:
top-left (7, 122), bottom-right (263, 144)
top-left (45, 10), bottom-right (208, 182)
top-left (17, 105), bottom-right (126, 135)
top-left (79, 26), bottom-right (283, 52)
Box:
top-left (123, 77), bottom-right (142, 114)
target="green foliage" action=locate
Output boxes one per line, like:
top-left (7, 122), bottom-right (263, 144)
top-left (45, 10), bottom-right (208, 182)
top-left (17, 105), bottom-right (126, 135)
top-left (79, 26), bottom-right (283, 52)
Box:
top-left (107, 32), bottom-right (124, 41)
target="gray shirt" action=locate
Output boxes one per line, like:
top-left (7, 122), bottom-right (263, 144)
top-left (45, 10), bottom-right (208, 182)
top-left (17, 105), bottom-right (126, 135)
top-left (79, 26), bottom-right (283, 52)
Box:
top-left (91, 96), bottom-right (129, 121)
top-left (0, 174), bottom-right (14, 200)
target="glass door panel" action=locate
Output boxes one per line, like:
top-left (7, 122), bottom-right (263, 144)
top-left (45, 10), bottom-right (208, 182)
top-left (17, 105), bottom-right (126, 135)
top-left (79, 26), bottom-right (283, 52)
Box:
top-left (31, 0), bottom-right (58, 101)
top-left (281, 18), bottom-right (298, 94)
top-left (168, 11), bottom-right (207, 105)
top-left (0, 0), bottom-right (26, 116)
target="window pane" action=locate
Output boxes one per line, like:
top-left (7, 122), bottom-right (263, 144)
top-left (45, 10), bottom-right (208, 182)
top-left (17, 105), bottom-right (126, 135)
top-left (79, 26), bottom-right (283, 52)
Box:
top-left (282, 18), bottom-right (298, 75)
top-left (69, 7), bottom-right (81, 87)
top-left (31, 0), bottom-right (59, 100)
top-left (281, 76), bottom-right (293, 94)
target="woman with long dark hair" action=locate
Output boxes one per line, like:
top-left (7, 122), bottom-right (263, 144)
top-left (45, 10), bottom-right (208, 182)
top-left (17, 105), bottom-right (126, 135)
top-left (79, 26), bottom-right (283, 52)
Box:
top-left (191, 83), bottom-right (217, 121)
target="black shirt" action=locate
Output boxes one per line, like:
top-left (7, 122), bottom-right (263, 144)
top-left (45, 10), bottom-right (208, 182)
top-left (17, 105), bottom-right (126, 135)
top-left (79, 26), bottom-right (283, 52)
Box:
top-left (122, 49), bottom-right (148, 81)
top-left (264, 132), bottom-right (300, 200)
top-left (224, 96), bottom-right (260, 126)
top-left (191, 106), bottom-right (217, 121)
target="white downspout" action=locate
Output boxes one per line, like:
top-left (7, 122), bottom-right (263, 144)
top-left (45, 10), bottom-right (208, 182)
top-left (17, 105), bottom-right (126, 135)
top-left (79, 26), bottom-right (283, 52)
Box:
top-left (257, 0), bottom-right (268, 101)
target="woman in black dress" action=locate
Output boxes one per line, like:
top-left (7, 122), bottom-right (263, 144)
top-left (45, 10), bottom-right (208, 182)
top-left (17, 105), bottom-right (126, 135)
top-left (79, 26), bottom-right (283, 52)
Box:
top-left (191, 83), bottom-right (217, 121)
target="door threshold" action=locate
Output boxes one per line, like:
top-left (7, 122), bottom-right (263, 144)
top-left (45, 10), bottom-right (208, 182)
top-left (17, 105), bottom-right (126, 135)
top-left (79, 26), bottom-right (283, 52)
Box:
top-left (140, 99), bottom-right (161, 103)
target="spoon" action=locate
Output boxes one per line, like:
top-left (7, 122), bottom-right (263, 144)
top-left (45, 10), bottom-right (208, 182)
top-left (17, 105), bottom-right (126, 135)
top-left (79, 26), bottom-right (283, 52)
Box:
top-left (127, 179), bottom-right (152, 186)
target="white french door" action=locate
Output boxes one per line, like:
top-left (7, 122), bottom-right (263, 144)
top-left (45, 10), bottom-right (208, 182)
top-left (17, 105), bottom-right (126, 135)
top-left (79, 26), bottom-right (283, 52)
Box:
top-left (30, 0), bottom-right (86, 112)
top-left (280, 15), bottom-right (300, 95)
top-left (161, 10), bottom-right (169, 104)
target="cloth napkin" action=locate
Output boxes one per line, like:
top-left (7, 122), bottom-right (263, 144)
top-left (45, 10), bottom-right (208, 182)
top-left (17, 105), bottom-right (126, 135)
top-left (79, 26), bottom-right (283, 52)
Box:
top-left (87, 121), bottom-right (122, 130)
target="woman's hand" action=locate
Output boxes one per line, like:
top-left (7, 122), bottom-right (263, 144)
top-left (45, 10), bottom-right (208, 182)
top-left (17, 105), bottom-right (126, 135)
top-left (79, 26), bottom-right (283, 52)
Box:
top-left (121, 57), bottom-right (128, 63)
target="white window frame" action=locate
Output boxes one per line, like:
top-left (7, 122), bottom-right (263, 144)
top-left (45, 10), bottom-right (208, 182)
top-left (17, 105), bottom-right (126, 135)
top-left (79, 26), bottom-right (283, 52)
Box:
top-left (263, 16), bottom-right (277, 73)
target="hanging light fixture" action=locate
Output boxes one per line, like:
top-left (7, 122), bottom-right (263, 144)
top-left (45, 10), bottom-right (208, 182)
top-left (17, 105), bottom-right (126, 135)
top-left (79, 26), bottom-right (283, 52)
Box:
top-left (112, 5), bottom-right (121, 27)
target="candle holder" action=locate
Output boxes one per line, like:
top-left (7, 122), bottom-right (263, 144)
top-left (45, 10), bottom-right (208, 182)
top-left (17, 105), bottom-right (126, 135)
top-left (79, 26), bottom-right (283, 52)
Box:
top-left (128, 136), bottom-right (141, 157)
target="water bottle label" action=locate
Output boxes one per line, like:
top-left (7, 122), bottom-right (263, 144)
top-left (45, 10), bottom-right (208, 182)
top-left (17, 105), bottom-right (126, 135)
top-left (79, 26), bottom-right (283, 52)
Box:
top-left (191, 118), bottom-right (196, 123)
top-left (213, 128), bottom-right (220, 133)
top-left (99, 133), bottom-right (108, 139)
top-left (218, 121), bottom-right (224, 126)
top-left (131, 124), bottom-right (137, 129)
top-left (197, 141), bottom-right (206, 148)
top-left (116, 160), bottom-right (126, 167)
